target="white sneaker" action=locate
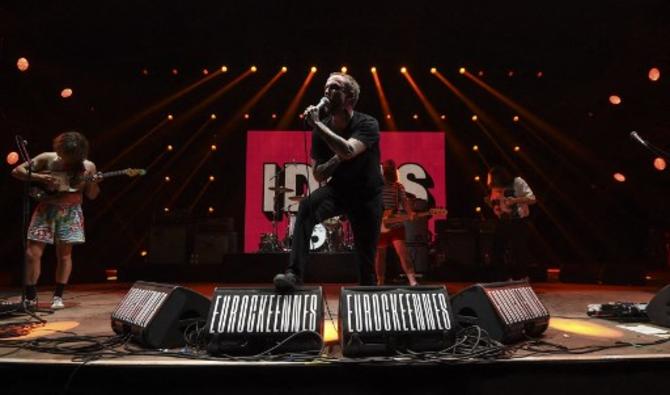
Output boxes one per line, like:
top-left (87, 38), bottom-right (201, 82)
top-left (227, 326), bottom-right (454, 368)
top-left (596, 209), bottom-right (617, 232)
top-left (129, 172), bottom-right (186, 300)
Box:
top-left (51, 296), bottom-right (65, 310)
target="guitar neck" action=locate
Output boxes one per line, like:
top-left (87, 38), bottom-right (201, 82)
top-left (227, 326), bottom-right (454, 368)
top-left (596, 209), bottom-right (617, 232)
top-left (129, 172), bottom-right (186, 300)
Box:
top-left (82, 170), bottom-right (126, 181)
top-left (384, 211), bottom-right (433, 224)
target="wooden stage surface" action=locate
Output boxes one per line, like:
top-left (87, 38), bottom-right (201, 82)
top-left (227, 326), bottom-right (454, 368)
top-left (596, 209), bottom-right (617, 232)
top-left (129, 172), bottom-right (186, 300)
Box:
top-left (1, 281), bottom-right (670, 366)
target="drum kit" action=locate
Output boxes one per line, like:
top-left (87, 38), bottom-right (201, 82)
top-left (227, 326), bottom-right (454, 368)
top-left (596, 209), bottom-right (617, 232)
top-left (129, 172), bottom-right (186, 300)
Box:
top-left (258, 186), bottom-right (353, 253)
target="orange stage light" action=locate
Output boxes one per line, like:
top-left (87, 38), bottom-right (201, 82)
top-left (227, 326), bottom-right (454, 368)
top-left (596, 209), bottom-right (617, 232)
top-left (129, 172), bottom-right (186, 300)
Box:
top-left (17, 57), bottom-right (29, 72)
top-left (654, 157), bottom-right (666, 171)
top-left (6, 152), bottom-right (19, 165)
top-left (609, 95), bottom-right (622, 105)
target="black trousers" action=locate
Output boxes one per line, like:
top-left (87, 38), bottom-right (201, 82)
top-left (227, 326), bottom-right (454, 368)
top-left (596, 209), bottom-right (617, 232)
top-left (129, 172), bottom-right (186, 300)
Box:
top-left (287, 184), bottom-right (382, 285)
top-left (492, 218), bottom-right (532, 280)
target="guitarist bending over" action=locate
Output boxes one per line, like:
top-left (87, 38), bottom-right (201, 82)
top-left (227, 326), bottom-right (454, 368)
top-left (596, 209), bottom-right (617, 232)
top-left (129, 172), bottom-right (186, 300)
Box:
top-left (11, 131), bottom-right (102, 310)
top-left (375, 160), bottom-right (418, 286)
top-left (485, 166), bottom-right (536, 281)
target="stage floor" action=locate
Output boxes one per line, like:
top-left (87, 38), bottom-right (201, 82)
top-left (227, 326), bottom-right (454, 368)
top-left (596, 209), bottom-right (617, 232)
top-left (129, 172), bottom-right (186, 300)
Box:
top-left (1, 281), bottom-right (670, 366)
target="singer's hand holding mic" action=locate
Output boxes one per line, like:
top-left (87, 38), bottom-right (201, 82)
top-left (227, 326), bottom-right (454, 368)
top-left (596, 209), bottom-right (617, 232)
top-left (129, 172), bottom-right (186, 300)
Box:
top-left (303, 97), bottom-right (330, 127)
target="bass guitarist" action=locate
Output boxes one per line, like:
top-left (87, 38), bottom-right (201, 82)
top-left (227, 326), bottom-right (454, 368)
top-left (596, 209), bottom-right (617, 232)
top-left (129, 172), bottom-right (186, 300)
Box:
top-left (375, 159), bottom-right (418, 286)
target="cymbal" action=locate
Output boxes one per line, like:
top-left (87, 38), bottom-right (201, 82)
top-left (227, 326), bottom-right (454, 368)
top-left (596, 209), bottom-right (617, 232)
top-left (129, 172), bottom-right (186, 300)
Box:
top-left (288, 195), bottom-right (305, 202)
top-left (269, 186), bottom-right (294, 193)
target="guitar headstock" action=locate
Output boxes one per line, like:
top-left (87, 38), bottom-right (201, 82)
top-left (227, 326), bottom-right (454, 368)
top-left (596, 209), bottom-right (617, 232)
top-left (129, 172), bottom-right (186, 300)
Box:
top-left (124, 168), bottom-right (147, 177)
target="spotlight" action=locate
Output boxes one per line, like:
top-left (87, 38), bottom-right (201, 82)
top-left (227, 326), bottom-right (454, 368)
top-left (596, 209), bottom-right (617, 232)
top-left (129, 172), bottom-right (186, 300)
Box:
top-left (536, 71), bottom-right (543, 78)
top-left (507, 70), bottom-right (514, 77)
top-left (371, 67), bottom-right (377, 73)
top-left (478, 70), bottom-right (484, 77)
top-left (221, 66), bottom-right (228, 72)
top-left (208, 206), bottom-right (215, 213)
top-left (17, 57), bottom-right (30, 72)
top-left (472, 145), bottom-right (479, 151)
top-left (281, 66), bottom-right (288, 73)
top-left (459, 67), bottom-right (466, 74)
top-left (142, 68), bottom-right (149, 76)
top-left (474, 175), bottom-right (481, 182)
top-left (164, 207), bottom-right (170, 213)
top-left (412, 114), bottom-right (418, 120)
top-left (244, 113), bottom-right (250, 119)
top-left (164, 176), bottom-right (171, 182)
top-left (609, 95), bottom-right (622, 105)
top-left (210, 114), bottom-right (217, 120)
top-left (202, 69), bottom-right (209, 75)
top-left (440, 114), bottom-right (446, 120)
top-left (386, 114), bottom-right (391, 119)
top-left (140, 250), bottom-right (148, 257)
top-left (250, 66), bottom-right (257, 72)
top-left (60, 88), bottom-right (73, 99)
top-left (311, 66), bottom-right (317, 73)
top-left (613, 172), bottom-right (626, 182)
top-left (6, 152), bottom-right (19, 165)
top-left (209, 175), bottom-right (215, 181)
top-left (649, 67), bottom-right (660, 82)
top-left (211, 144), bottom-right (217, 151)
top-left (513, 115), bottom-right (520, 122)
top-left (654, 157), bottom-right (666, 171)
top-left (172, 68), bottom-right (179, 75)
top-left (299, 114), bottom-right (304, 119)
top-left (471, 115), bottom-right (478, 122)
top-left (401, 67), bottom-right (407, 74)
top-left (475, 206), bottom-right (482, 213)
top-left (272, 113), bottom-right (277, 119)
top-left (430, 67), bottom-right (437, 74)
top-left (514, 145), bottom-right (521, 152)
top-left (341, 66), bottom-right (348, 73)
top-left (167, 114), bottom-right (174, 121)
top-left (167, 145), bottom-right (174, 151)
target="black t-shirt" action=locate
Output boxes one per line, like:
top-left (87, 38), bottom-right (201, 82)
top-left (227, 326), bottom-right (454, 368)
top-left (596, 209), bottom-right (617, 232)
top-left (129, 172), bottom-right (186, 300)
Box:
top-left (311, 111), bottom-right (383, 196)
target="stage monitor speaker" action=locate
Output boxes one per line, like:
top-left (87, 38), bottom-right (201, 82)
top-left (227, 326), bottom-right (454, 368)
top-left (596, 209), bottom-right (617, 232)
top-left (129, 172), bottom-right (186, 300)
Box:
top-left (647, 284), bottom-right (670, 328)
top-left (206, 287), bottom-right (324, 355)
top-left (111, 281), bottom-right (211, 349)
top-left (339, 286), bottom-right (455, 357)
top-left (450, 280), bottom-right (549, 343)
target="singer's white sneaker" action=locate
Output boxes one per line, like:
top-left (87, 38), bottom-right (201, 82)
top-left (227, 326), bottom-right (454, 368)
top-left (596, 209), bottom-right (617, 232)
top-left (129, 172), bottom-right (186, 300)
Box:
top-left (51, 296), bottom-right (65, 310)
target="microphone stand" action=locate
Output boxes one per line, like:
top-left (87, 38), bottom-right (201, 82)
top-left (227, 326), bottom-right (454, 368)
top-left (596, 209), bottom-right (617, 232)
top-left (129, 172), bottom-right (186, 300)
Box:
top-left (632, 132), bottom-right (670, 160)
top-left (7, 135), bottom-right (50, 322)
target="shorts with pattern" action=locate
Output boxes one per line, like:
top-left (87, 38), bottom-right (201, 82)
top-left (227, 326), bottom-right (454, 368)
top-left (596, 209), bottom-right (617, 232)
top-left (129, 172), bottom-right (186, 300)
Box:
top-left (27, 202), bottom-right (85, 244)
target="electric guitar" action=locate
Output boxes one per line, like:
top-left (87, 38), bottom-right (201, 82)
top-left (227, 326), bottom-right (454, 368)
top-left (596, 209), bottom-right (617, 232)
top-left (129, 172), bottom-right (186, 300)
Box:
top-left (380, 208), bottom-right (447, 234)
top-left (486, 187), bottom-right (518, 219)
top-left (29, 168), bottom-right (146, 201)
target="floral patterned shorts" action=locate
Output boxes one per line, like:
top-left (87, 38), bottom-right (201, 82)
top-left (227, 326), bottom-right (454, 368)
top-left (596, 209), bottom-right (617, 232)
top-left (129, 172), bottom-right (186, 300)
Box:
top-left (27, 203), bottom-right (85, 244)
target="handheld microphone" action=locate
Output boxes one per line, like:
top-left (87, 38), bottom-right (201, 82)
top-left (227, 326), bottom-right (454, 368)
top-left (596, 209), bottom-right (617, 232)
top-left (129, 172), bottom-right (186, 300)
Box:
top-left (630, 131), bottom-right (648, 147)
top-left (315, 96), bottom-right (331, 115)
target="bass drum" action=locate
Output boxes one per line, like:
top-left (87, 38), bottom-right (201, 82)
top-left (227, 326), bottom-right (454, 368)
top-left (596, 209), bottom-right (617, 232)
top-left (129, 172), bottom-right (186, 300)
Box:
top-left (310, 223), bottom-right (327, 251)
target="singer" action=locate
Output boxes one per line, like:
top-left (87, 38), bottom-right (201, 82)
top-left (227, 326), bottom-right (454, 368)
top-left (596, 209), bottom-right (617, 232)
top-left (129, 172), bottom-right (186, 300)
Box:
top-left (274, 72), bottom-right (383, 290)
